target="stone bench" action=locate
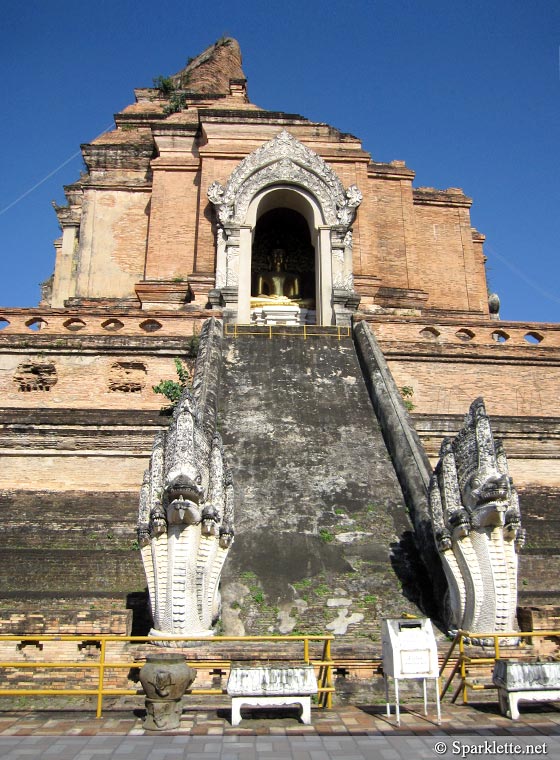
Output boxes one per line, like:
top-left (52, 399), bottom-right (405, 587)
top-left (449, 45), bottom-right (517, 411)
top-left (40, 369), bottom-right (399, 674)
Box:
top-left (227, 663), bottom-right (318, 726)
top-left (493, 659), bottom-right (560, 720)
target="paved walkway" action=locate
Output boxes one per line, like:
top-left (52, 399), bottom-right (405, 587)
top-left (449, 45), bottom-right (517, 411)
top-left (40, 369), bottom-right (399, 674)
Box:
top-left (1, 700), bottom-right (560, 735)
top-left (1, 702), bottom-right (560, 758)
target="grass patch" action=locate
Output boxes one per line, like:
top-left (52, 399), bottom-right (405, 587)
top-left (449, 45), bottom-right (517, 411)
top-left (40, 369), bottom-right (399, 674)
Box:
top-left (313, 584), bottom-right (330, 596)
top-left (293, 578), bottom-right (312, 589)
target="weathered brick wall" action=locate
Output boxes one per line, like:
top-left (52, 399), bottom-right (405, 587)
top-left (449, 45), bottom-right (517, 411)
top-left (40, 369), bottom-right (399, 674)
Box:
top-left (334, 160), bottom-right (368, 278)
top-left (0, 549), bottom-right (144, 596)
top-left (0, 348), bottom-right (195, 410)
top-left (412, 204), bottom-right (487, 312)
top-left (145, 166), bottom-right (199, 280)
top-left (360, 316), bottom-right (560, 423)
top-left (0, 638), bottom-right (138, 691)
top-left (388, 358), bottom-right (560, 419)
top-left (517, 606), bottom-right (560, 655)
top-left (365, 317), bottom-right (560, 343)
top-left (194, 155), bottom-right (231, 274)
top-left (369, 314), bottom-right (560, 487)
top-left (77, 190), bottom-right (150, 299)
top-left (1, 489), bottom-right (145, 548)
top-left (415, 416), bottom-right (560, 488)
top-left (0, 610), bottom-right (131, 635)
top-left (0, 455), bottom-right (147, 492)
top-left (516, 486), bottom-right (560, 606)
top-left (363, 177), bottom-right (410, 289)
top-left (389, 359), bottom-right (560, 417)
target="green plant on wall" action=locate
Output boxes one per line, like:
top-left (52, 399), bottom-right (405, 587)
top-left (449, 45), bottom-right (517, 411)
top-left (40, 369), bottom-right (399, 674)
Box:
top-left (152, 358), bottom-right (192, 412)
top-left (400, 385), bottom-right (415, 412)
top-left (152, 74), bottom-right (190, 114)
top-left (152, 75), bottom-right (174, 95)
top-left (163, 92), bottom-right (187, 115)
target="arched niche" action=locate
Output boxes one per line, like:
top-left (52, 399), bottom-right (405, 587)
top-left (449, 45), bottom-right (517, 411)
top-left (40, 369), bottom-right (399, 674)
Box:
top-left (207, 130), bottom-right (362, 325)
top-left (240, 186), bottom-right (327, 324)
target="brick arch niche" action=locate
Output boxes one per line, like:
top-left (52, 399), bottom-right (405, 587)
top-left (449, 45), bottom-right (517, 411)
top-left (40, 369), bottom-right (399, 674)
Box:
top-left (207, 130), bottom-right (362, 325)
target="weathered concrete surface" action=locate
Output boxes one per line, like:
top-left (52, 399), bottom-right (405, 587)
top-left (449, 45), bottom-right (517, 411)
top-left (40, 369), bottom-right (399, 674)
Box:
top-left (218, 331), bottom-right (429, 643)
top-left (353, 321), bottom-right (447, 618)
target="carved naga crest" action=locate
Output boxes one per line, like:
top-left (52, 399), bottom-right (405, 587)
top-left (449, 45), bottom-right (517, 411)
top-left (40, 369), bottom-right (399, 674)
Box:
top-left (137, 319), bottom-right (234, 639)
top-left (428, 398), bottom-right (525, 634)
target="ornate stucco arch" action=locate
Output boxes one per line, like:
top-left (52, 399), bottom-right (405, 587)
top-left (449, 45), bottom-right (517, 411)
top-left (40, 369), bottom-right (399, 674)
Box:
top-left (207, 130), bottom-right (362, 325)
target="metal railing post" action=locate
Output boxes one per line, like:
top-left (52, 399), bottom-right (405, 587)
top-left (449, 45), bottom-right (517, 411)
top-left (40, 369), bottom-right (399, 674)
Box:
top-left (459, 632), bottom-right (469, 704)
top-left (325, 638), bottom-right (333, 708)
top-left (96, 637), bottom-right (106, 718)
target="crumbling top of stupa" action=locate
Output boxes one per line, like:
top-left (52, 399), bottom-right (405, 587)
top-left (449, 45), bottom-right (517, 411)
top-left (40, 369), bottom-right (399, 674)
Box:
top-left (170, 37), bottom-right (246, 94)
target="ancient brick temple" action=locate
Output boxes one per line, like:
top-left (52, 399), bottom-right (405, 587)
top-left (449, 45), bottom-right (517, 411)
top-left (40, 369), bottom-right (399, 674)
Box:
top-left (0, 38), bottom-right (558, 653)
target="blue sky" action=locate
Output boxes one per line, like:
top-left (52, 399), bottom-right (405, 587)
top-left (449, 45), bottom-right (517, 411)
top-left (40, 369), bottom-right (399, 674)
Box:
top-left (1, 0), bottom-right (559, 323)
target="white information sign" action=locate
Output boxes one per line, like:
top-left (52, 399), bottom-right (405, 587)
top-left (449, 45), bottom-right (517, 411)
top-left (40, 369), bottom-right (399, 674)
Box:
top-left (400, 649), bottom-right (431, 675)
top-left (381, 617), bottom-right (441, 726)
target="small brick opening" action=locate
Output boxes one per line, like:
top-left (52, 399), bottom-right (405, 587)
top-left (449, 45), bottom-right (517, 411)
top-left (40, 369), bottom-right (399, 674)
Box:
top-left (14, 363), bottom-right (58, 392)
top-left (419, 326), bottom-right (440, 339)
top-left (108, 361), bottom-right (147, 393)
top-left (140, 319), bottom-right (162, 333)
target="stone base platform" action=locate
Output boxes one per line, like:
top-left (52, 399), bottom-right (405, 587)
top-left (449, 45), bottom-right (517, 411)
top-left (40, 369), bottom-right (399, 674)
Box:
top-left (231, 695), bottom-right (311, 726)
top-left (498, 688), bottom-right (560, 720)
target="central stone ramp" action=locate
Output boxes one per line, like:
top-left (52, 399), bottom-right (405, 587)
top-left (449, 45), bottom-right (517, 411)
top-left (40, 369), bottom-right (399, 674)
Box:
top-left (218, 327), bottom-right (427, 646)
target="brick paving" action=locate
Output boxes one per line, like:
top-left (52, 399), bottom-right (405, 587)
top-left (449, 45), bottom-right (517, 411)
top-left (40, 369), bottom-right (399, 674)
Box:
top-left (0, 700), bottom-right (559, 736)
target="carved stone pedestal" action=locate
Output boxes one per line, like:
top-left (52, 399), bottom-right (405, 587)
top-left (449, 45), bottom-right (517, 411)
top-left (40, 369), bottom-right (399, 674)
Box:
top-left (251, 305), bottom-right (309, 326)
top-left (144, 698), bottom-right (183, 731)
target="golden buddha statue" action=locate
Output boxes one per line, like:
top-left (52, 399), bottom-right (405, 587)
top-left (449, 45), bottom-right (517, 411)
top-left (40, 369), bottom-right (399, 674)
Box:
top-left (251, 249), bottom-right (303, 307)
top-left (251, 247), bottom-right (316, 315)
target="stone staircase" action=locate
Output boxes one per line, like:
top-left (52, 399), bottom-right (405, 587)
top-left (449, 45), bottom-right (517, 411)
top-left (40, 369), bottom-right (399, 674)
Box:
top-left (217, 327), bottom-right (430, 650)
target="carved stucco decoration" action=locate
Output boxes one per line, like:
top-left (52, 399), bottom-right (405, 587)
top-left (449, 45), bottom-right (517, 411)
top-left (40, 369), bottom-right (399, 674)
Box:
top-left (332, 231), bottom-right (355, 289)
top-left (215, 228), bottom-right (227, 289)
top-left (137, 319), bottom-right (234, 640)
top-left (207, 130), bottom-right (362, 229)
top-left (428, 397), bottom-right (525, 635)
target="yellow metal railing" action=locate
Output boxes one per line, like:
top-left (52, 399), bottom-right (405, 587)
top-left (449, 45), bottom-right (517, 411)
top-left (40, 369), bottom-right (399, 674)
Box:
top-left (0, 634), bottom-right (335, 718)
top-left (440, 628), bottom-right (560, 704)
top-left (224, 324), bottom-right (351, 340)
